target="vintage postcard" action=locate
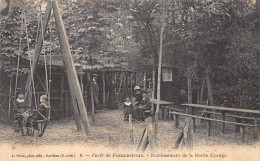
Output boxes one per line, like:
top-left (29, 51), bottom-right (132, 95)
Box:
top-left (0, 0), bottom-right (260, 161)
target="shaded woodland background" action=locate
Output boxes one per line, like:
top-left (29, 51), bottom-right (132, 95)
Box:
top-left (0, 0), bottom-right (259, 112)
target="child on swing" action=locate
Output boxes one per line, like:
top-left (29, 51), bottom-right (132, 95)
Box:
top-left (28, 94), bottom-right (49, 136)
top-left (13, 92), bottom-right (26, 133)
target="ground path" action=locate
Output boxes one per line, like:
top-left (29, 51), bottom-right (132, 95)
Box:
top-left (0, 109), bottom-right (259, 151)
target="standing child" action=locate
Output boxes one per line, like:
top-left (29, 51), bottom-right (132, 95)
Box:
top-left (123, 97), bottom-right (133, 121)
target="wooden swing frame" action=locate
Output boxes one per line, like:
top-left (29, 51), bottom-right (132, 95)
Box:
top-left (23, 0), bottom-right (91, 139)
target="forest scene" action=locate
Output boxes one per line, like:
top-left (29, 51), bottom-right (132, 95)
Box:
top-left (0, 0), bottom-right (260, 161)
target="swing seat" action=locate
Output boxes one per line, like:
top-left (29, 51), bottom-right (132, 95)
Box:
top-left (36, 120), bottom-right (46, 123)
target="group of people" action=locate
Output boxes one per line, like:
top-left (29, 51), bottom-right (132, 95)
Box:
top-left (122, 86), bottom-right (151, 122)
top-left (13, 92), bottom-right (49, 136)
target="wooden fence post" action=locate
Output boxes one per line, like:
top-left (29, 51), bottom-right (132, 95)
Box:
top-left (207, 120), bottom-right (211, 136)
top-left (254, 118), bottom-right (258, 141)
top-left (34, 130), bottom-right (39, 147)
top-left (191, 107), bottom-right (195, 133)
top-left (129, 114), bottom-right (134, 145)
top-left (173, 114), bottom-right (179, 128)
top-left (146, 117), bottom-right (158, 152)
top-left (164, 106), bottom-right (168, 119)
top-left (235, 118), bottom-right (241, 133)
top-left (222, 111), bottom-right (226, 133)
top-left (240, 125), bottom-right (245, 144)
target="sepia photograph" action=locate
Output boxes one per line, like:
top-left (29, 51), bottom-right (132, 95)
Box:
top-left (0, 0), bottom-right (260, 161)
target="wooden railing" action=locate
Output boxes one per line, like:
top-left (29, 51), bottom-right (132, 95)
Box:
top-left (167, 104), bottom-right (260, 143)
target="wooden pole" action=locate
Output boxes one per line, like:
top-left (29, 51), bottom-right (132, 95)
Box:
top-left (137, 128), bottom-right (148, 152)
top-left (240, 125), bottom-right (245, 144)
top-left (135, 72), bottom-right (137, 85)
top-left (187, 72), bottom-right (192, 113)
top-left (155, 15), bottom-right (165, 122)
top-left (70, 92), bottom-right (82, 132)
top-left (130, 73), bottom-right (133, 99)
top-left (34, 130), bottom-right (39, 147)
top-left (207, 119), bottom-right (211, 137)
top-left (152, 68), bottom-right (155, 114)
top-left (24, 2), bottom-right (52, 101)
top-left (222, 111), bottom-right (226, 133)
top-left (88, 72), bottom-right (95, 124)
top-left (59, 73), bottom-right (65, 118)
top-left (173, 114), bottom-right (179, 128)
top-left (191, 108), bottom-right (195, 133)
top-left (102, 72), bottom-right (106, 109)
top-left (146, 117), bottom-right (158, 152)
top-left (65, 92), bottom-right (69, 117)
top-left (65, 70), bottom-right (82, 130)
top-left (257, 0), bottom-right (260, 109)
top-left (254, 118), bottom-right (258, 141)
top-left (143, 72), bottom-right (147, 90)
top-left (8, 76), bottom-right (12, 122)
top-left (129, 114), bottom-right (134, 145)
top-left (37, 93), bottom-right (40, 108)
top-left (80, 74), bottom-right (84, 93)
top-left (206, 69), bottom-right (214, 105)
top-left (53, 0), bottom-right (90, 135)
top-left (200, 78), bottom-right (205, 104)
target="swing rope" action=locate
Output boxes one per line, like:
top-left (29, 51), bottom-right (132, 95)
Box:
top-left (22, 4), bottom-right (38, 111)
top-left (14, 16), bottom-right (24, 98)
top-left (48, 26), bottom-right (52, 120)
top-left (40, 5), bottom-right (49, 99)
top-left (40, 4), bottom-right (51, 121)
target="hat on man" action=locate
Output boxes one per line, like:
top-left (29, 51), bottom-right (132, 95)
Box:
top-left (40, 95), bottom-right (48, 100)
top-left (134, 86), bottom-right (141, 90)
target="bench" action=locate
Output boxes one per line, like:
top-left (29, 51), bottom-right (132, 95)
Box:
top-left (169, 110), bottom-right (258, 143)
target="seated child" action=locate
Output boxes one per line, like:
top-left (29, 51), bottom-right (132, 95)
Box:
top-left (13, 92), bottom-right (26, 133)
top-left (123, 97), bottom-right (133, 121)
top-left (28, 95), bottom-right (49, 132)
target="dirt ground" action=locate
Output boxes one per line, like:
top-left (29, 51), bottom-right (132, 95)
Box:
top-left (0, 109), bottom-right (259, 151)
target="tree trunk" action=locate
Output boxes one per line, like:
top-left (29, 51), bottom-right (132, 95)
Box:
top-left (102, 72), bottom-right (106, 109)
top-left (8, 76), bottom-right (12, 122)
top-left (257, 0), bottom-right (260, 109)
top-left (200, 78), bottom-right (206, 104)
top-left (152, 68), bottom-right (155, 114)
top-left (130, 73), bottom-right (133, 99)
top-left (206, 67), bottom-right (214, 105)
top-left (88, 72), bottom-right (95, 124)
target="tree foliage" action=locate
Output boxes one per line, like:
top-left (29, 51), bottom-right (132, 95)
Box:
top-left (0, 0), bottom-right (259, 109)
